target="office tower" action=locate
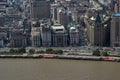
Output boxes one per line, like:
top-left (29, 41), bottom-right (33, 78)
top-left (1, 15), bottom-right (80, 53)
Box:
top-left (30, 0), bottom-right (50, 20)
top-left (51, 3), bottom-right (59, 24)
top-left (10, 29), bottom-right (27, 47)
top-left (114, 0), bottom-right (120, 13)
top-left (111, 0), bottom-right (117, 12)
top-left (69, 27), bottom-right (79, 46)
top-left (111, 13), bottom-right (120, 47)
top-left (31, 27), bottom-right (41, 47)
top-left (0, 0), bottom-right (7, 13)
top-left (58, 10), bottom-right (69, 29)
top-left (94, 14), bottom-right (106, 46)
top-left (40, 23), bottom-right (52, 47)
top-left (118, 0), bottom-right (120, 12)
top-left (51, 24), bottom-right (68, 47)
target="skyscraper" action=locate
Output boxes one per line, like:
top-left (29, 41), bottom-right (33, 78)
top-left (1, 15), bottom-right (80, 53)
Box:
top-left (51, 24), bottom-right (68, 47)
top-left (111, 13), bottom-right (120, 47)
top-left (0, 0), bottom-right (7, 13)
top-left (94, 13), bottom-right (107, 46)
top-left (114, 0), bottom-right (120, 13)
top-left (30, 0), bottom-right (50, 20)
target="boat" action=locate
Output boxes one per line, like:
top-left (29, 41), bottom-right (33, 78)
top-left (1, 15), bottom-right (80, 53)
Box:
top-left (43, 54), bottom-right (56, 59)
top-left (103, 57), bottom-right (120, 62)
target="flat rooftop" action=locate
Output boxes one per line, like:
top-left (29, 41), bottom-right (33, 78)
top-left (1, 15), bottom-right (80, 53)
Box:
top-left (113, 13), bottom-right (120, 17)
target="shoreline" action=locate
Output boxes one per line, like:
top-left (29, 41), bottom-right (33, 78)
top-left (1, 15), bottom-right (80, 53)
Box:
top-left (0, 54), bottom-right (120, 62)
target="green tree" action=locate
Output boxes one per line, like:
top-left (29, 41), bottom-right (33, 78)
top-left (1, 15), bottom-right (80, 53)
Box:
top-left (93, 50), bottom-right (101, 56)
top-left (10, 48), bottom-right (15, 53)
top-left (101, 51), bottom-right (108, 56)
top-left (46, 48), bottom-right (53, 54)
top-left (55, 50), bottom-right (63, 54)
top-left (18, 48), bottom-right (26, 53)
top-left (29, 49), bottom-right (35, 54)
top-left (9, 48), bottom-right (19, 53)
top-left (36, 50), bottom-right (45, 54)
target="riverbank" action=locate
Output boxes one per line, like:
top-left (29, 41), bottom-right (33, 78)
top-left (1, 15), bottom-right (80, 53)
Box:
top-left (57, 55), bottom-right (120, 62)
top-left (0, 54), bottom-right (42, 58)
top-left (0, 54), bottom-right (120, 62)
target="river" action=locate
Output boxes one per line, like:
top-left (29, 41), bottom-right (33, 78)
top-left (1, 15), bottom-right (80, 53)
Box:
top-left (0, 59), bottom-right (120, 80)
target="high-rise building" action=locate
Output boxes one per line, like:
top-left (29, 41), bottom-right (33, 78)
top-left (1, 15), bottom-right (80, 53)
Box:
top-left (111, 13), bottom-right (120, 47)
top-left (40, 23), bottom-right (52, 47)
top-left (51, 24), bottom-right (68, 47)
top-left (0, 0), bottom-right (7, 13)
top-left (51, 5), bottom-right (70, 28)
top-left (114, 0), bottom-right (120, 13)
top-left (84, 13), bottom-right (111, 47)
top-left (10, 29), bottom-right (27, 48)
top-left (51, 3), bottom-right (59, 24)
top-left (94, 14), bottom-right (109, 46)
top-left (58, 10), bottom-right (69, 29)
top-left (30, 0), bottom-right (50, 20)
top-left (111, 0), bottom-right (117, 12)
top-left (31, 27), bottom-right (41, 47)
top-left (69, 27), bottom-right (79, 46)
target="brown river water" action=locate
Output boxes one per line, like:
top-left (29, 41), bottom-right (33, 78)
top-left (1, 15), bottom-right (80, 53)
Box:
top-left (0, 59), bottom-right (120, 80)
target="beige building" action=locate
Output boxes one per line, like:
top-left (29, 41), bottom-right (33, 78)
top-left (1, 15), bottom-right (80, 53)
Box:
top-left (31, 27), bottom-right (41, 47)
top-left (30, 0), bottom-right (50, 20)
top-left (84, 13), bottom-right (110, 47)
top-left (111, 13), bottom-right (120, 47)
top-left (84, 16), bottom-right (94, 46)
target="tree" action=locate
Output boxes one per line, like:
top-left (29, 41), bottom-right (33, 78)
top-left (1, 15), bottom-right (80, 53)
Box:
top-left (36, 50), bottom-right (45, 54)
top-left (9, 48), bottom-right (15, 53)
top-left (101, 50), bottom-right (108, 56)
top-left (93, 50), bottom-right (101, 56)
top-left (55, 50), bottom-right (63, 54)
top-left (29, 49), bottom-right (35, 54)
top-left (46, 48), bottom-right (53, 54)
top-left (18, 48), bottom-right (26, 53)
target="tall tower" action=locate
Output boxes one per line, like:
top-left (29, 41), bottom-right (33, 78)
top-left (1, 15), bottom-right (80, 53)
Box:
top-left (30, 0), bottom-right (50, 20)
top-left (94, 13), bottom-right (103, 46)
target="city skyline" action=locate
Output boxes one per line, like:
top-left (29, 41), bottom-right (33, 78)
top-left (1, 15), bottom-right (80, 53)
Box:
top-left (0, 0), bottom-right (120, 48)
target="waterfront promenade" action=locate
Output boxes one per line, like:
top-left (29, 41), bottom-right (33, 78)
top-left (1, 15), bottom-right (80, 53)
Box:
top-left (0, 54), bottom-right (120, 62)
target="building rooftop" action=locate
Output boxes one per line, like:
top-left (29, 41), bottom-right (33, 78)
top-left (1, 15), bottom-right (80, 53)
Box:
top-left (113, 13), bottom-right (120, 17)
top-left (51, 24), bottom-right (66, 33)
top-left (69, 27), bottom-right (78, 32)
top-left (51, 24), bottom-right (64, 30)
top-left (95, 13), bottom-right (102, 23)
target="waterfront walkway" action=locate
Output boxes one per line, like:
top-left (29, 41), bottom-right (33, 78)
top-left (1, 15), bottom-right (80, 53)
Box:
top-left (0, 54), bottom-right (120, 62)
